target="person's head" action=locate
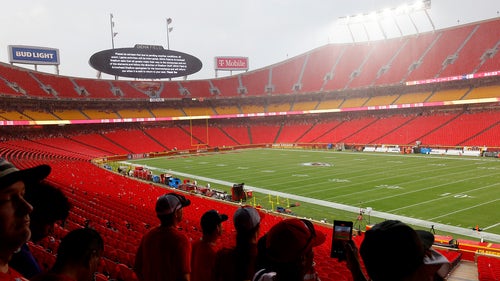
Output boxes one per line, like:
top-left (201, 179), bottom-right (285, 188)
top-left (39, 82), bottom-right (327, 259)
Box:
top-left (360, 220), bottom-right (449, 281)
top-left (52, 228), bottom-right (104, 281)
top-left (155, 192), bottom-right (191, 227)
top-left (233, 205), bottom-right (263, 245)
top-left (0, 159), bottom-right (50, 261)
top-left (259, 218), bottom-right (325, 281)
top-left (200, 209), bottom-right (228, 238)
top-left (25, 181), bottom-right (71, 242)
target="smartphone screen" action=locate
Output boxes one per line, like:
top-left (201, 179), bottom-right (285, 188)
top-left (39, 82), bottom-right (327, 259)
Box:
top-left (330, 220), bottom-right (353, 260)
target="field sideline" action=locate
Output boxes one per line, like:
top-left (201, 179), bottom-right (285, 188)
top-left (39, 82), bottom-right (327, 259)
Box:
top-left (123, 148), bottom-right (500, 242)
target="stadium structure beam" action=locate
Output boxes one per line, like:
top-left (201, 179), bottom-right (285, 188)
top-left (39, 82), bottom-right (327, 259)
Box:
top-left (166, 18), bottom-right (173, 50)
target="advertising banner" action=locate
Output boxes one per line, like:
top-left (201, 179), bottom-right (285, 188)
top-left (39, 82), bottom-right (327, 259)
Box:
top-left (8, 45), bottom-right (60, 65)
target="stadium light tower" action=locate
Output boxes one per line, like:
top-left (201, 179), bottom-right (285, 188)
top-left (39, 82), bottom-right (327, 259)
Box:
top-left (110, 13), bottom-right (118, 49)
top-left (166, 18), bottom-right (173, 50)
top-left (337, 0), bottom-right (433, 42)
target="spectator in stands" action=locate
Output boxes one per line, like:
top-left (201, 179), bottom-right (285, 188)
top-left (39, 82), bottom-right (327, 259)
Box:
top-left (31, 227), bottom-right (104, 281)
top-left (346, 220), bottom-right (450, 281)
top-left (213, 205), bottom-right (264, 281)
top-left (253, 218), bottom-right (325, 281)
top-left (191, 210), bottom-right (228, 281)
top-left (10, 181), bottom-right (71, 278)
top-left (0, 158), bottom-right (50, 281)
top-left (134, 192), bottom-right (192, 281)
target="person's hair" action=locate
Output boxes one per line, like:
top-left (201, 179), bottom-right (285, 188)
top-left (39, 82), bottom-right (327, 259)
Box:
top-left (52, 228), bottom-right (104, 271)
top-left (25, 181), bottom-right (71, 242)
top-left (360, 221), bottom-right (424, 281)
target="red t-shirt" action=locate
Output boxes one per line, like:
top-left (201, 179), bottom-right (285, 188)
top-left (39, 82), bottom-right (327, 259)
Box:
top-left (134, 226), bottom-right (191, 281)
top-left (0, 267), bottom-right (29, 281)
top-left (191, 238), bottom-right (218, 281)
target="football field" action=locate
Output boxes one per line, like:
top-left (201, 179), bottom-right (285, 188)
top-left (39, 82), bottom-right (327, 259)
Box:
top-left (124, 148), bottom-right (500, 242)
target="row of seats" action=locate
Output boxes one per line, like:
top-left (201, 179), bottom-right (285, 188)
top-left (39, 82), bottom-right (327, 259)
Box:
top-left (0, 18), bottom-right (498, 99)
top-left (2, 108), bottom-right (500, 155)
top-left (2, 84), bottom-right (500, 122)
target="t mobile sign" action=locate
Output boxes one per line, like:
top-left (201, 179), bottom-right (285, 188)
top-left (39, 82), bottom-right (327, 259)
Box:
top-left (215, 56), bottom-right (249, 71)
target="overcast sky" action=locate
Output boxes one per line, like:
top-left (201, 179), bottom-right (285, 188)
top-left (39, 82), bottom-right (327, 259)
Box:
top-left (1, 0), bottom-right (498, 80)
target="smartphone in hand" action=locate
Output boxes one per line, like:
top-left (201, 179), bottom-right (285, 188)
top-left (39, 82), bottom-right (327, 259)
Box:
top-left (330, 220), bottom-right (353, 260)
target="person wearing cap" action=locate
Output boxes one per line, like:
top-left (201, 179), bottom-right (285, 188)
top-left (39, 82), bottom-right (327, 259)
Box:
top-left (10, 181), bottom-right (71, 278)
top-left (214, 205), bottom-right (264, 281)
top-left (0, 158), bottom-right (50, 281)
top-left (191, 210), bottom-right (228, 281)
top-left (253, 218), bottom-right (326, 281)
top-left (345, 220), bottom-right (450, 281)
top-left (134, 192), bottom-right (192, 281)
top-left (31, 227), bottom-right (104, 281)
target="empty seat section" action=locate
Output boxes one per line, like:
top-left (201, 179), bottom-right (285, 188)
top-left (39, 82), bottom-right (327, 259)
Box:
top-left (69, 134), bottom-right (130, 156)
top-left (179, 80), bottom-right (211, 98)
top-left (52, 109), bottom-right (88, 120)
top-left (300, 45), bottom-right (344, 93)
top-left (117, 109), bottom-right (153, 118)
top-left (345, 116), bottom-right (413, 144)
top-left (143, 126), bottom-right (192, 150)
top-left (350, 39), bottom-right (402, 88)
top-left (34, 137), bottom-right (106, 158)
top-left (270, 55), bottom-right (307, 94)
top-left (73, 79), bottom-right (115, 99)
top-left (33, 72), bottom-right (81, 98)
top-left (422, 111), bottom-right (500, 146)
top-left (150, 107), bottom-right (184, 117)
top-left (111, 81), bottom-right (149, 98)
top-left (406, 25), bottom-right (475, 81)
top-left (0, 110), bottom-right (28, 121)
top-left (213, 105), bottom-right (240, 115)
top-left (377, 33), bottom-right (435, 85)
top-left (267, 102), bottom-right (291, 113)
top-left (275, 124), bottom-right (312, 143)
top-left (465, 85), bottom-right (500, 99)
top-left (297, 120), bottom-right (342, 143)
top-left (250, 125), bottom-right (280, 144)
top-left (440, 20), bottom-right (499, 76)
top-left (0, 64), bottom-right (48, 97)
top-left (240, 69), bottom-right (269, 96)
top-left (241, 104), bottom-right (264, 114)
top-left (0, 76), bottom-right (22, 96)
top-left (364, 95), bottom-right (399, 106)
top-left (475, 20), bottom-right (500, 73)
top-left (211, 76), bottom-right (241, 97)
top-left (183, 106), bottom-right (214, 116)
top-left (220, 126), bottom-right (250, 144)
top-left (293, 101), bottom-right (319, 111)
top-left (102, 129), bottom-right (166, 153)
top-left (158, 81), bottom-right (182, 98)
top-left (316, 117), bottom-right (377, 143)
top-left (394, 92), bottom-right (431, 104)
top-left (323, 43), bottom-right (372, 91)
top-left (427, 88), bottom-right (468, 102)
top-left (340, 97), bottom-right (368, 108)
top-left (82, 109), bottom-right (120, 119)
top-left (316, 99), bottom-right (343, 110)
top-left (22, 109), bottom-right (58, 120)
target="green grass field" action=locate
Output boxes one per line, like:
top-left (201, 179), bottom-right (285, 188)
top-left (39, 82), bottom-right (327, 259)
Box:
top-left (123, 148), bottom-right (500, 241)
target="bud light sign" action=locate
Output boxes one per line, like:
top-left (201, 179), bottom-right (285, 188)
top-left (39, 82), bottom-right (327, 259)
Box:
top-left (8, 45), bottom-right (60, 65)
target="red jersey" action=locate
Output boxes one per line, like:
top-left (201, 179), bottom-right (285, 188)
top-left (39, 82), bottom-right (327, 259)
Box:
top-left (134, 226), bottom-right (191, 281)
top-left (191, 238), bottom-right (218, 281)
